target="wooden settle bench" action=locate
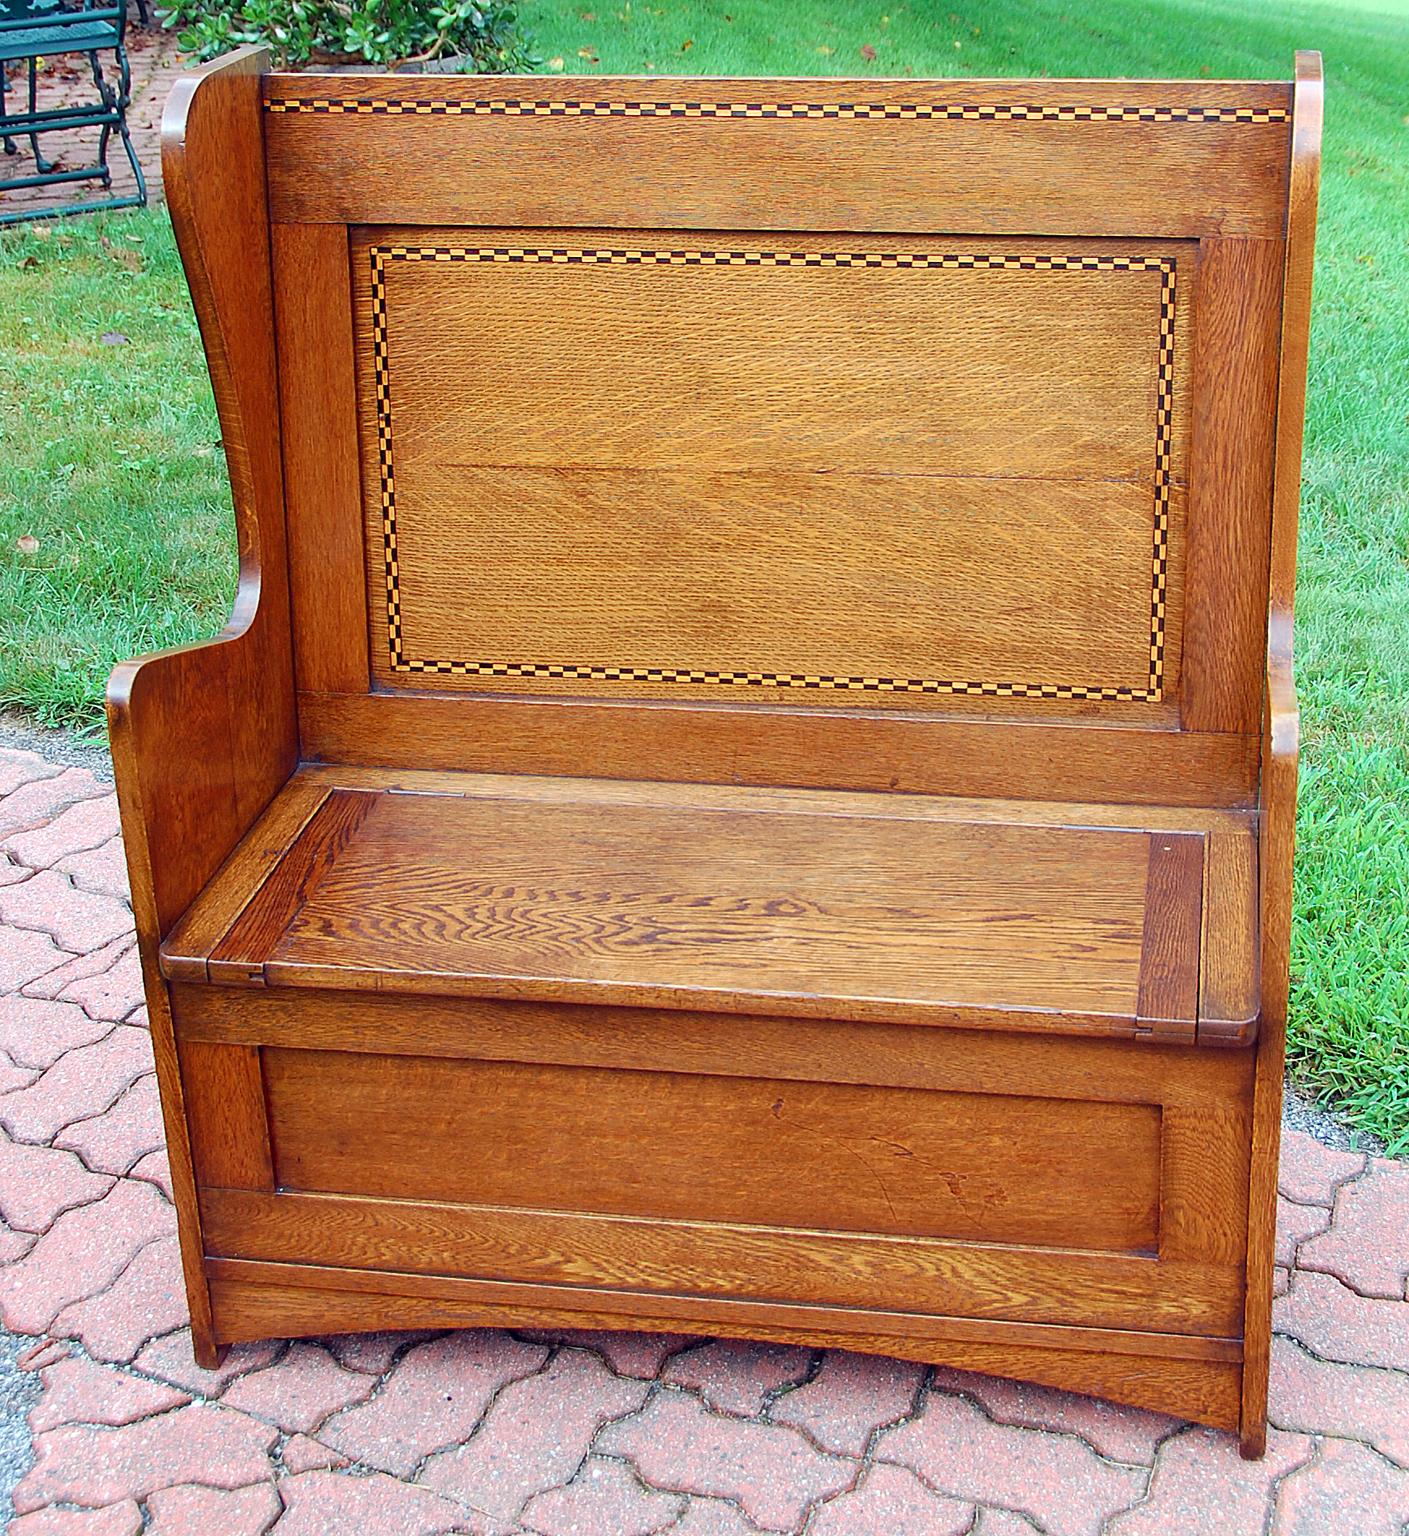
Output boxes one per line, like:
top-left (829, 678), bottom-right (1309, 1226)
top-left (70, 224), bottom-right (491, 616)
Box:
top-left (110, 48), bottom-right (1321, 1457)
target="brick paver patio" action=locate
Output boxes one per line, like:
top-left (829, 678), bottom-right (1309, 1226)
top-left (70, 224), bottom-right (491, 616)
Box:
top-left (1, 741), bottom-right (1406, 1533)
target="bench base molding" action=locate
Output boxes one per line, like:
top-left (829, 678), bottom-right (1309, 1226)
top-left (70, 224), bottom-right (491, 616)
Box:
top-left (206, 1257), bottom-right (1246, 1433)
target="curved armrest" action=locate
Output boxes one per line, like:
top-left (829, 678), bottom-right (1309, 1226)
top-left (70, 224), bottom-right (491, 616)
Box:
top-left (1258, 613), bottom-right (1299, 1033)
top-left (107, 46), bottom-right (296, 945)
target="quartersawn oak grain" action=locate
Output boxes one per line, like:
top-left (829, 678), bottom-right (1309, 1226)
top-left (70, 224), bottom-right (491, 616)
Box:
top-left (205, 1261), bottom-right (1244, 1429)
top-left (1238, 49), bottom-right (1323, 1460)
top-left (200, 1187), bottom-right (1245, 1336)
top-left (158, 780), bottom-right (1257, 1043)
top-left (113, 50), bottom-right (1320, 1454)
top-left (263, 72), bottom-right (1291, 238)
top-left (296, 691), bottom-right (1258, 805)
top-left (353, 227), bottom-right (1191, 721)
top-left (1136, 832), bottom-right (1205, 1034)
top-left (264, 1046), bottom-right (1163, 1252)
top-left (107, 45), bottom-right (295, 1370)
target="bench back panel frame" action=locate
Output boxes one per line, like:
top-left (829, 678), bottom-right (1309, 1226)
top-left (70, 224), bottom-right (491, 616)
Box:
top-left (263, 68), bottom-right (1299, 808)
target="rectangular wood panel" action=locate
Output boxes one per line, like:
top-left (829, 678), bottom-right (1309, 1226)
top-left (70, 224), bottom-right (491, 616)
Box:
top-left (204, 1259), bottom-right (1246, 1432)
top-left (354, 230), bottom-right (1190, 713)
top-left (1137, 831), bottom-right (1206, 1032)
top-left (272, 221), bottom-right (368, 696)
top-left (276, 795), bottom-right (1154, 1015)
top-left (361, 235), bottom-right (1186, 480)
top-left (177, 1039), bottom-right (273, 1191)
top-left (1181, 237), bottom-right (1283, 733)
top-left (1201, 830), bottom-right (1260, 1041)
top-left (161, 776), bottom-right (1258, 1039)
top-left (262, 1046), bottom-right (1162, 1253)
top-left (178, 976), bottom-right (1252, 1291)
top-left (169, 978), bottom-right (1258, 1104)
top-left (366, 468), bottom-right (1185, 706)
top-left (297, 690), bottom-right (1262, 807)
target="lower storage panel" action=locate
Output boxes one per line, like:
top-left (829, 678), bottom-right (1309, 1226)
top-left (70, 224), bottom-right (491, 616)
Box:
top-left (168, 982), bottom-right (1257, 1430)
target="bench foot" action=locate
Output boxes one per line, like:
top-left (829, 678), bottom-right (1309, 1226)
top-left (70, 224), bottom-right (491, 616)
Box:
top-left (1239, 1423), bottom-right (1268, 1461)
top-left (190, 1331), bottom-right (230, 1371)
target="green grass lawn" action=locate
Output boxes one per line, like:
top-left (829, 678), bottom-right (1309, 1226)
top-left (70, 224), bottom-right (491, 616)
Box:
top-left (2, 0), bottom-right (1407, 1147)
top-left (0, 215), bottom-right (235, 728)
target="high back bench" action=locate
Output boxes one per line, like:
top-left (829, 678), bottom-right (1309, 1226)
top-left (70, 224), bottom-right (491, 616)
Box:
top-left (110, 47), bottom-right (1321, 1458)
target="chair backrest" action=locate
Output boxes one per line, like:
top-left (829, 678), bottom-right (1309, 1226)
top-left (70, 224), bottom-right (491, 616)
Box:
top-left (208, 57), bottom-right (1321, 808)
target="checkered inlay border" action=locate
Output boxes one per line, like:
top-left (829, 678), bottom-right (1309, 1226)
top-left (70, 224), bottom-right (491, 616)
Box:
top-left (369, 245), bottom-right (1177, 704)
top-left (270, 95), bottom-right (1287, 125)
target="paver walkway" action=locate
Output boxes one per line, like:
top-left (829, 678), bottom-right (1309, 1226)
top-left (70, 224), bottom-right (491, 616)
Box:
top-left (1, 740), bottom-right (1406, 1534)
top-left (0, 21), bottom-right (184, 221)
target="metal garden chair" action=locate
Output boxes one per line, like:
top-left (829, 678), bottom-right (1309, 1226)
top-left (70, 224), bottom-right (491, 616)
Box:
top-left (0, 0), bottom-right (147, 223)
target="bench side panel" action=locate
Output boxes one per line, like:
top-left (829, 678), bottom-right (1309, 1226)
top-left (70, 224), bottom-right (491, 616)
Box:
top-left (107, 45), bottom-right (298, 1369)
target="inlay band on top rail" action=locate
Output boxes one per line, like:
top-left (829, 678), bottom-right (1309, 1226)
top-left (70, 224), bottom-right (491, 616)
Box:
top-left (369, 245), bottom-right (1178, 704)
top-left (267, 96), bottom-right (1289, 125)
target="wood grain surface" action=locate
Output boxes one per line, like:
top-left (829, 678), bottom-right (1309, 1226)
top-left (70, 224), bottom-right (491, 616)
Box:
top-left (1137, 832), bottom-right (1205, 1032)
top-left (180, 977), bottom-right (1253, 1332)
top-left (106, 45), bottom-right (297, 1370)
top-left (263, 72), bottom-right (1291, 238)
top-left (201, 1186), bottom-right (1244, 1335)
top-left (158, 779), bottom-right (1254, 1040)
top-left (205, 1262), bottom-right (1244, 1429)
top-left (166, 980), bottom-right (1256, 1104)
top-left (297, 691), bottom-right (1260, 806)
top-left (354, 230), bottom-right (1189, 711)
top-left (177, 1039), bottom-right (273, 1191)
top-left (1179, 236), bottom-right (1283, 735)
top-left (1239, 49), bottom-right (1323, 1459)
top-left (263, 1046), bottom-right (1161, 1252)
top-left (271, 221), bottom-right (369, 695)
top-left (208, 789), bottom-right (377, 983)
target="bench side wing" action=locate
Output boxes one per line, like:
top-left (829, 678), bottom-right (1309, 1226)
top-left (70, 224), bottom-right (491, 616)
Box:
top-left (106, 44), bottom-right (296, 1364)
top-left (1240, 47), bottom-right (1321, 1458)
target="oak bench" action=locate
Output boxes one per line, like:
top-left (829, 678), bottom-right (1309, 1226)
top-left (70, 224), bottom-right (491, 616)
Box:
top-left (109, 47), bottom-right (1321, 1458)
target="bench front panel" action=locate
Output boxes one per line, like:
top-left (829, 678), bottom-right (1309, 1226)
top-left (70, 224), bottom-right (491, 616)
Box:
top-left (172, 985), bottom-right (1254, 1341)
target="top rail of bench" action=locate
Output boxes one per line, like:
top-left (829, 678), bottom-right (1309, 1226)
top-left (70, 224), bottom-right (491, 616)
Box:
top-left (261, 69), bottom-right (1295, 238)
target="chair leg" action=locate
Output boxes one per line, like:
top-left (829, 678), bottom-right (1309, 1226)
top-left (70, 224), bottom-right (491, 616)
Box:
top-left (25, 59), bottom-right (60, 174)
top-left (88, 50), bottom-right (118, 188)
top-left (105, 27), bottom-right (144, 203)
top-left (115, 109), bottom-right (146, 204)
top-left (2, 65), bottom-right (17, 156)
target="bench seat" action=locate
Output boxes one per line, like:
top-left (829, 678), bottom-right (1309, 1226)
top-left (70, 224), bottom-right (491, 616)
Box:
top-left (161, 768), bottom-right (1257, 1046)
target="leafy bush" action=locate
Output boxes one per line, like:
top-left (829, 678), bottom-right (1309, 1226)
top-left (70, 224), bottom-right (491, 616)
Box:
top-left (163, 0), bottom-right (535, 70)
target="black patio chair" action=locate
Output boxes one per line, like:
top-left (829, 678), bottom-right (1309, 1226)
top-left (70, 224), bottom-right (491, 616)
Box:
top-left (0, 0), bottom-right (147, 224)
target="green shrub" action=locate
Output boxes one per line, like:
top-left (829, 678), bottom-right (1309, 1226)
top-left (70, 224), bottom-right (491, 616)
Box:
top-left (162, 0), bottom-right (535, 70)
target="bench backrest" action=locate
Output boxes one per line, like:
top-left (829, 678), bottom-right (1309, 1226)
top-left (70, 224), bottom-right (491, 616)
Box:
top-left (174, 53), bottom-right (1321, 810)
